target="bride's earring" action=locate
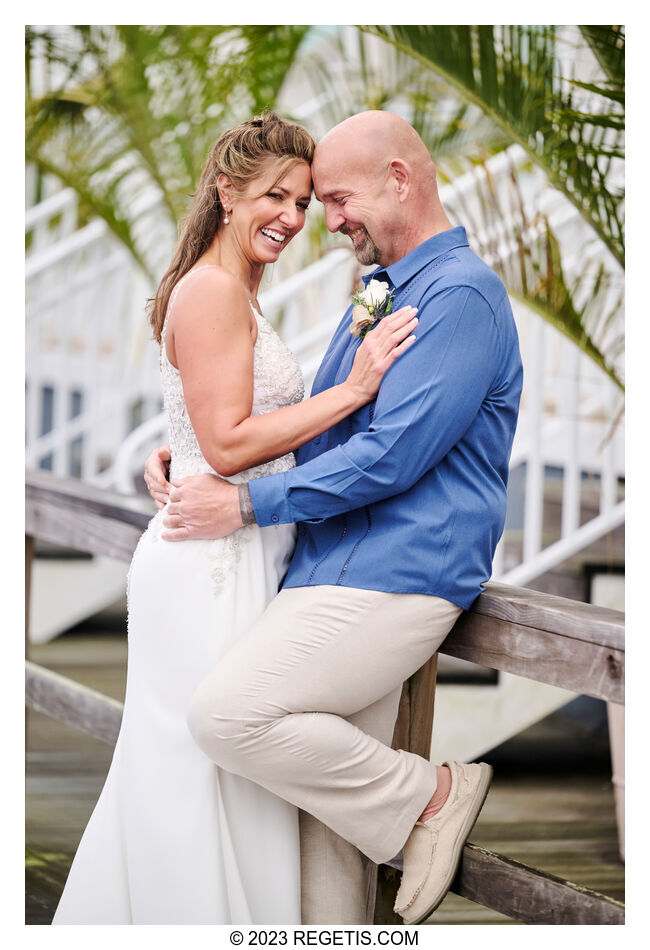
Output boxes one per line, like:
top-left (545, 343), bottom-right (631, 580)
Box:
top-left (223, 208), bottom-right (230, 225)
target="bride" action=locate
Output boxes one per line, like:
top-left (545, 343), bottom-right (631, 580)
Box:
top-left (52, 112), bottom-right (417, 924)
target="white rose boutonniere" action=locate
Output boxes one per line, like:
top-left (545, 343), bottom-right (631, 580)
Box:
top-left (349, 279), bottom-right (395, 339)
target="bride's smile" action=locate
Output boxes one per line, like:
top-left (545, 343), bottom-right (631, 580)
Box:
top-left (224, 160), bottom-right (312, 267)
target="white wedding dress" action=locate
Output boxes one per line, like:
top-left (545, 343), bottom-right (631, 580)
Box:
top-left (53, 266), bottom-right (304, 924)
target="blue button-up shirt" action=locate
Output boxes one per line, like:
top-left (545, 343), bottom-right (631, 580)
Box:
top-left (249, 226), bottom-right (523, 609)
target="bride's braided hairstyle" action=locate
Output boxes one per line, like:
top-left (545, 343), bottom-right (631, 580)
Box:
top-left (148, 112), bottom-right (315, 343)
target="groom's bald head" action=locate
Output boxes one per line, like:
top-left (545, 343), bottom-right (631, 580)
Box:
top-left (311, 111), bottom-right (446, 266)
top-left (316, 111), bottom-right (434, 174)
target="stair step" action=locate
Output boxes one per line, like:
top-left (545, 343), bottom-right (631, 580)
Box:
top-left (29, 557), bottom-right (127, 644)
top-left (430, 674), bottom-right (577, 763)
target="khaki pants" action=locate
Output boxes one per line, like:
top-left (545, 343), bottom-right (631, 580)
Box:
top-left (188, 585), bottom-right (462, 920)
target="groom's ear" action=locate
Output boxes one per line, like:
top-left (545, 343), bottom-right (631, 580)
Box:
top-left (389, 159), bottom-right (412, 203)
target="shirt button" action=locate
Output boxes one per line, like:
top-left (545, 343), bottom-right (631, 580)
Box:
top-left (314, 436), bottom-right (321, 445)
top-left (271, 514), bottom-right (279, 523)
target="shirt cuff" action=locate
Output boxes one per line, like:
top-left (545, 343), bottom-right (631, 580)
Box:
top-left (248, 470), bottom-right (294, 527)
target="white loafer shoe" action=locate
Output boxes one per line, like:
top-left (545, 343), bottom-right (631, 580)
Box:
top-left (394, 760), bottom-right (492, 925)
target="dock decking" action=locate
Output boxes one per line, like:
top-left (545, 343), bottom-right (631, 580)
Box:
top-left (26, 631), bottom-right (624, 925)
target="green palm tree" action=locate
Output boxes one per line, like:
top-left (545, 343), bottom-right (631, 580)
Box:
top-left (25, 24), bottom-right (514, 273)
top-left (460, 155), bottom-right (624, 391)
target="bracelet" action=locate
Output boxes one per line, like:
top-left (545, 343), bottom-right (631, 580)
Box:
top-left (237, 482), bottom-right (257, 526)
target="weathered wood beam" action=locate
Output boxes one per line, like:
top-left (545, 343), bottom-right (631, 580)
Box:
top-left (25, 660), bottom-right (123, 746)
top-left (441, 610), bottom-right (624, 704)
top-left (374, 841), bottom-right (625, 926)
top-left (453, 843), bottom-right (625, 925)
top-left (26, 470), bottom-right (151, 531)
top-left (474, 582), bottom-right (624, 650)
top-left (391, 653), bottom-right (439, 761)
top-left (26, 471), bottom-right (150, 562)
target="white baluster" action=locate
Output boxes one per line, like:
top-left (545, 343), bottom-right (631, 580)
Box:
top-left (561, 346), bottom-right (581, 538)
top-left (600, 386), bottom-right (620, 515)
top-left (523, 318), bottom-right (545, 562)
top-left (52, 350), bottom-right (68, 478)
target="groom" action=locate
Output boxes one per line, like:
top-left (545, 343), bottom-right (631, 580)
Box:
top-left (145, 110), bottom-right (522, 924)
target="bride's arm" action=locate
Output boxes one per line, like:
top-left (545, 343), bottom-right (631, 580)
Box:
top-left (168, 268), bottom-right (417, 478)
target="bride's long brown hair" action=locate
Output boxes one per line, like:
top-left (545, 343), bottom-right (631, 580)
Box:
top-left (147, 112), bottom-right (315, 344)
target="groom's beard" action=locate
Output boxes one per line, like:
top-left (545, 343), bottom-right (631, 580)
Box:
top-left (350, 228), bottom-right (382, 266)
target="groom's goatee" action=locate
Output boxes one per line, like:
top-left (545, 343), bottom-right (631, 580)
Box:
top-left (352, 229), bottom-right (382, 265)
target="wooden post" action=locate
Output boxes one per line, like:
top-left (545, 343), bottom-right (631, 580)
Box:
top-left (374, 653), bottom-right (439, 924)
top-left (407, 653), bottom-right (439, 759)
top-left (25, 534), bottom-right (35, 659)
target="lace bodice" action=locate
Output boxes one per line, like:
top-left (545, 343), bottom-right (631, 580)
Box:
top-left (160, 266), bottom-right (305, 483)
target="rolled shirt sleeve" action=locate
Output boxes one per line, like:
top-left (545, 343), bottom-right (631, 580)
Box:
top-left (249, 285), bottom-right (501, 527)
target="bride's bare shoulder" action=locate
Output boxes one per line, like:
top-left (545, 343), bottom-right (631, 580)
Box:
top-left (175, 265), bottom-right (247, 307)
top-left (168, 265), bottom-right (250, 330)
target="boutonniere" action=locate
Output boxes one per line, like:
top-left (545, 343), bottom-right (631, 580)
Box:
top-left (349, 279), bottom-right (395, 339)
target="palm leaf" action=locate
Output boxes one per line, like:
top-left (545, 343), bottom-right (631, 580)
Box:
top-left (26, 25), bottom-right (312, 277)
top-left (579, 25), bottom-right (625, 89)
top-left (302, 28), bottom-right (509, 171)
top-left (447, 155), bottom-right (624, 390)
top-left (361, 25), bottom-right (624, 268)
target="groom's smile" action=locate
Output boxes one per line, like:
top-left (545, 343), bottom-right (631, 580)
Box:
top-left (311, 120), bottom-right (414, 269)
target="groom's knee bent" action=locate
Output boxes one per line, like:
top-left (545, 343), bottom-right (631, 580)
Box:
top-left (187, 675), bottom-right (255, 771)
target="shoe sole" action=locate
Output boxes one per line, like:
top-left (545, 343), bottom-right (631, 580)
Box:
top-left (410, 762), bottom-right (493, 925)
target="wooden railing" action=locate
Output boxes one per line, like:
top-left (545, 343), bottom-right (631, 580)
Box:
top-left (25, 470), bottom-right (625, 925)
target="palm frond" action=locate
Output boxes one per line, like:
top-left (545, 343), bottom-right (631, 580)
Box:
top-left (445, 156), bottom-right (624, 390)
top-left (26, 25), bottom-right (312, 276)
top-left (361, 25), bottom-right (625, 268)
top-left (579, 25), bottom-right (625, 89)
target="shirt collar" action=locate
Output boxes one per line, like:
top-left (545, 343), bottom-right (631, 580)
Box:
top-left (362, 226), bottom-right (469, 290)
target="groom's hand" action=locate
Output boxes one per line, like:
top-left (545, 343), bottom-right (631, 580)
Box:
top-left (161, 474), bottom-right (243, 541)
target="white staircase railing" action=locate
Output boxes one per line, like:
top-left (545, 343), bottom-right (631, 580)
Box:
top-left (25, 187), bottom-right (79, 252)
